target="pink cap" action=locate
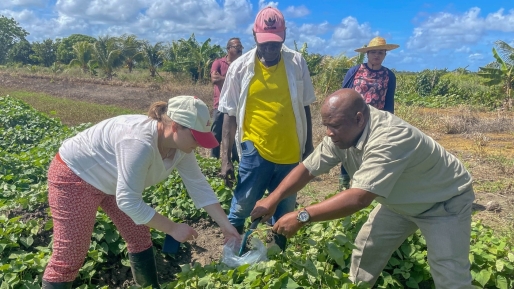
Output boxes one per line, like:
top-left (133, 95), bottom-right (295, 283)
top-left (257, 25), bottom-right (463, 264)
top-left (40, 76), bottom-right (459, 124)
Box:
top-left (253, 7), bottom-right (286, 44)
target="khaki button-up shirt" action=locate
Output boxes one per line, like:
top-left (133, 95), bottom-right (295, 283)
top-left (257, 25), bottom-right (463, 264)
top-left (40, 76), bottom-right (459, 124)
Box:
top-left (303, 106), bottom-right (473, 216)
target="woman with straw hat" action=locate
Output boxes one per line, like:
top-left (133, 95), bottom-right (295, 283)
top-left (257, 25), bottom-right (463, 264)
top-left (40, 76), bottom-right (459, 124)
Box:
top-left (339, 36), bottom-right (399, 190)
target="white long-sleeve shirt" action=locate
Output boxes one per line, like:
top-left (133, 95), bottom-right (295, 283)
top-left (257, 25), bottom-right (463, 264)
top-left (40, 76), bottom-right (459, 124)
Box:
top-left (59, 115), bottom-right (219, 224)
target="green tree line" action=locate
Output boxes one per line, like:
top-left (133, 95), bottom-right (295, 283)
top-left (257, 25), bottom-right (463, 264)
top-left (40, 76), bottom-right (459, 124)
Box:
top-left (1, 15), bottom-right (513, 109)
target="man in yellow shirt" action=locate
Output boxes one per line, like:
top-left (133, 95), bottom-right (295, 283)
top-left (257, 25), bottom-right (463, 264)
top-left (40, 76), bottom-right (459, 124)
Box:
top-left (218, 6), bottom-right (316, 250)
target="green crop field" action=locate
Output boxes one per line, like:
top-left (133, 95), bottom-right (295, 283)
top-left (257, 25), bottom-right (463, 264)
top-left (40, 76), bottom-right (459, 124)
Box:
top-left (1, 94), bottom-right (513, 288)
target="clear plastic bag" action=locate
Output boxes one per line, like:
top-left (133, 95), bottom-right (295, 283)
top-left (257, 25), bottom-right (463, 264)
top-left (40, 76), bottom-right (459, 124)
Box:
top-left (221, 236), bottom-right (268, 268)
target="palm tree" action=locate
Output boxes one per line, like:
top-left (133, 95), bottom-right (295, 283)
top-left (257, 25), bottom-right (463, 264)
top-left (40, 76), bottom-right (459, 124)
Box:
top-left (178, 34), bottom-right (224, 81)
top-left (142, 41), bottom-right (164, 78)
top-left (478, 40), bottom-right (514, 110)
top-left (162, 41), bottom-right (182, 73)
top-left (119, 34), bottom-right (143, 73)
top-left (69, 41), bottom-right (95, 74)
top-left (93, 36), bottom-right (122, 80)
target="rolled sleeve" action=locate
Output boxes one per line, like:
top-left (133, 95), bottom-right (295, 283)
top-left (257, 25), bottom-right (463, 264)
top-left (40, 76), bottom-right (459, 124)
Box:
top-left (176, 152), bottom-right (219, 208)
top-left (218, 63), bottom-right (241, 116)
top-left (303, 136), bottom-right (342, 176)
top-left (115, 139), bottom-right (156, 225)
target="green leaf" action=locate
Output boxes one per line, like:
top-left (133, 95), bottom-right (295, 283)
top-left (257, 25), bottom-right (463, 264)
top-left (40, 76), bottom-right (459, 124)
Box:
top-left (406, 278), bottom-right (419, 289)
top-left (334, 235), bottom-right (349, 245)
top-left (474, 269), bottom-right (491, 287)
top-left (389, 257), bottom-right (401, 266)
top-left (496, 259), bottom-right (504, 272)
top-left (44, 219), bottom-right (53, 231)
top-left (310, 223), bottom-right (324, 233)
top-left (495, 275), bottom-right (508, 289)
top-left (197, 276), bottom-right (210, 287)
top-left (104, 229), bottom-right (119, 243)
top-left (508, 252), bottom-right (514, 262)
top-left (303, 258), bottom-right (318, 277)
top-left (326, 242), bottom-right (345, 268)
top-left (19, 236), bottom-right (34, 248)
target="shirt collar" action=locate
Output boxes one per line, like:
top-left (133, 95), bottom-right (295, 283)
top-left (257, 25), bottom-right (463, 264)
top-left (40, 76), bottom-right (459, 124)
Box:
top-left (354, 115), bottom-right (370, 151)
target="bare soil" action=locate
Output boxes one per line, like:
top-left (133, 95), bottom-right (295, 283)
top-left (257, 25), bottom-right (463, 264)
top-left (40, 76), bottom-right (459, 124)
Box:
top-left (1, 72), bottom-right (513, 287)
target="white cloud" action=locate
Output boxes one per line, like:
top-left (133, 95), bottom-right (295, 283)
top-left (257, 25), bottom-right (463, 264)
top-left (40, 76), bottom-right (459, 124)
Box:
top-left (0, 8), bottom-right (91, 39)
top-left (4, 0), bottom-right (253, 42)
top-left (141, 0), bottom-right (253, 35)
top-left (399, 56), bottom-right (422, 64)
top-left (56, 0), bottom-right (143, 23)
top-left (329, 16), bottom-right (377, 54)
top-left (407, 7), bottom-right (514, 52)
top-left (297, 22), bottom-right (330, 35)
top-left (484, 8), bottom-right (514, 32)
top-left (0, 0), bottom-right (47, 8)
top-left (455, 46), bottom-right (471, 53)
top-left (258, 0), bottom-right (278, 10)
top-left (469, 53), bottom-right (484, 60)
top-left (284, 5), bottom-right (309, 18)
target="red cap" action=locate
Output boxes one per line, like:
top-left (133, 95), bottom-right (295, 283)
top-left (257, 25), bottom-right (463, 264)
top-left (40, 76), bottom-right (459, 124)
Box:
top-left (253, 7), bottom-right (286, 44)
top-left (190, 129), bottom-right (219, 149)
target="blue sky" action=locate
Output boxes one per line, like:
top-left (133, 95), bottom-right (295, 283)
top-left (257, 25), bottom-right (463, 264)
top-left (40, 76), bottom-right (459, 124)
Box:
top-left (1, 0), bottom-right (514, 71)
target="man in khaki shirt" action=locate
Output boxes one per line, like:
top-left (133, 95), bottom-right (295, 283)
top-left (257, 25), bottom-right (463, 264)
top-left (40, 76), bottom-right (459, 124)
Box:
top-left (251, 88), bottom-right (475, 289)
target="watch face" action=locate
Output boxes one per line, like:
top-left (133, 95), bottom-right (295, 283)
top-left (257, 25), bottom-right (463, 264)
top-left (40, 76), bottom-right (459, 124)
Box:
top-left (298, 211), bottom-right (309, 222)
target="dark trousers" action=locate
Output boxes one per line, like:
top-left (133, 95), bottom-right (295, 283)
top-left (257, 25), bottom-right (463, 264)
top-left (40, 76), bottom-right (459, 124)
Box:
top-left (340, 165), bottom-right (349, 177)
top-left (211, 109), bottom-right (239, 162)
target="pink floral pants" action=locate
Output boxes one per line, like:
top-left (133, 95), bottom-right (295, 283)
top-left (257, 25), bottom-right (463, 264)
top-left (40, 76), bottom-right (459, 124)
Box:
top-left (43, 154), bottom-right (153, 282)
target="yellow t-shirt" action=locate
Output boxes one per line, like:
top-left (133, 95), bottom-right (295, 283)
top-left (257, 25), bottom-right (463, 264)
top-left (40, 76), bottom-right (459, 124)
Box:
top-left (242, 56), bottom-right (300, 164)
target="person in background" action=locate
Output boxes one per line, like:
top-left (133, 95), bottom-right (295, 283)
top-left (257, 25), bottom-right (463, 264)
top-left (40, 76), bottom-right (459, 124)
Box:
top-left (210, 37), bottom-right (243, 162)
top-left (339, 36), bottom-right (399, 190)
top-left (218, 6), bottom-right (316, 251)
top-left (42, 96), bottom-right (240, 289)
top-left (251, 88), bottom-right (475, 289)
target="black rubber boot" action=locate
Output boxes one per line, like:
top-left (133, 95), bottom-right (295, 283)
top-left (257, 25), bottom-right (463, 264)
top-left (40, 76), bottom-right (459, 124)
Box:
top-left (41, 280), bottom-right (73, 289)
top-left (129, 247), bottom-right (160, 288)
top-left (273, 232), bottom-right (288, 252)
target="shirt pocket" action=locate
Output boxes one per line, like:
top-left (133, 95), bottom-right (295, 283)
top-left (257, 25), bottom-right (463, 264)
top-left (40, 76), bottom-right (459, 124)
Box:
top-left (241, 140), bottom-right (257, 157)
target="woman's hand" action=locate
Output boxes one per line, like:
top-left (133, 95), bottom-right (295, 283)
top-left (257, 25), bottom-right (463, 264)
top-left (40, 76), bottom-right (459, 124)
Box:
top-left (221, 224), bottom-right (242, 244)
top-left (145, 213), bottom-right (198, 243)
top-left (169, 223), bottom-right (199, 243)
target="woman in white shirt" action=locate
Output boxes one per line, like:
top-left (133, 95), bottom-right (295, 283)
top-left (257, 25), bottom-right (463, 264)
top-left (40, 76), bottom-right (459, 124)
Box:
top-left (42, 96), bottom-right (240, 289)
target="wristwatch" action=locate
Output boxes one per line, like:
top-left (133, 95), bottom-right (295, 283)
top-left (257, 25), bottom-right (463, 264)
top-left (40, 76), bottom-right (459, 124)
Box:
top-left (297, 208), bottom-right (311, 224)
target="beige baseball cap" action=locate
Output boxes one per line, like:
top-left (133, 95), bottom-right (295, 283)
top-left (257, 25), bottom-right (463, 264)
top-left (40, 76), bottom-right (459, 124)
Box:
top-left (166, 96), bottom-right (219, 149)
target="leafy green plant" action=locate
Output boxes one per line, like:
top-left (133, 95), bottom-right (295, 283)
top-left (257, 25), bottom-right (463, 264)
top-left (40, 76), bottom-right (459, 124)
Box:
top-left (1, 95), bottom-right (513, 289)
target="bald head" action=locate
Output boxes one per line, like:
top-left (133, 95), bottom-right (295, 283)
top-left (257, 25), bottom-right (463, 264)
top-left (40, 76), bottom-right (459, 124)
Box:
top-left (323, 88), bottom-right (368, 120)
top-left (321, 89), bottom-right (369, 149)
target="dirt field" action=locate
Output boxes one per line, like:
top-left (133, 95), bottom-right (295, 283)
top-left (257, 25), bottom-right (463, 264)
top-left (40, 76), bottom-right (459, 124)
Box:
top-left (1, 72), bottom-right (513, 287)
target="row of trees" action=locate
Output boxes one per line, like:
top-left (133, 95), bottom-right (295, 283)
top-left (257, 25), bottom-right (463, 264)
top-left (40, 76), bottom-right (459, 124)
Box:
top-left (1, 16), bottom-right (226, 80)
top-left (1, 15), bottom-right (513, 108)
top-left (1, 14), bottom-right (365, 90)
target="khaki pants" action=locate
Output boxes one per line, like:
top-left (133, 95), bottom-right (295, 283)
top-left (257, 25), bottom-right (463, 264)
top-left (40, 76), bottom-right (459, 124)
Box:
top-left (350, 190), bottom-right (475, 289)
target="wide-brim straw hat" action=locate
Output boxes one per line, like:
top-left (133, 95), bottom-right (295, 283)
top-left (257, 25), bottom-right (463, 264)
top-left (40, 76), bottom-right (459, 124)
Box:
top-left (355, 36), bottom-right (399, 53)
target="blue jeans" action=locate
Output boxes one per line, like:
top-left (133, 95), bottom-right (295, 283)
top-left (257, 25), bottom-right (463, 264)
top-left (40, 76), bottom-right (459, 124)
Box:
top-left (228, 140), bottom-right (298, 228)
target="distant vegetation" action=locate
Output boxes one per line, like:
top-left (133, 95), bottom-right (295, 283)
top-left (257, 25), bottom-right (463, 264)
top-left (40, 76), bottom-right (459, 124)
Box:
top-left (0, 14), bottom-right (512, 110)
